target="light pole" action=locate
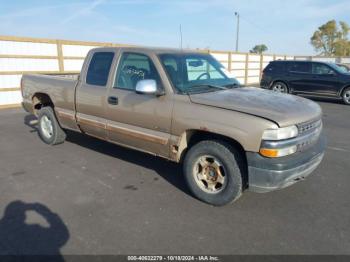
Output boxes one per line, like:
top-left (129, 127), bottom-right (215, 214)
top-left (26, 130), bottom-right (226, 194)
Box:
top-left (235, 12), bottom-right (240, 52)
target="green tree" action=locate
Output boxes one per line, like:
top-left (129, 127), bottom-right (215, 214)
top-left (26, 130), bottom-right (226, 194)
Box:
top-left (336, 21), bottom-right (350, 56)
top-left (250, 44), bottom-right (268, 54)
top-left (311, 20), bottom-right (350, 56)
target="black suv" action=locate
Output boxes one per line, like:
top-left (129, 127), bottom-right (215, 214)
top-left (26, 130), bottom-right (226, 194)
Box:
top-left (260, 60), bottom-right (350, 105)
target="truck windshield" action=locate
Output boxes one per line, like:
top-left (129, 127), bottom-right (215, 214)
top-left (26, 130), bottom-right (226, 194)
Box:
top-left (159, 53), bottom-right (240, 94)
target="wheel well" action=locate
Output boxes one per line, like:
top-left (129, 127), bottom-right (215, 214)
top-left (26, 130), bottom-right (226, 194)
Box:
top-left (178, 130), bottom-right (248, 189)
top-left (32, 93), bottom-right (53, 115)
top-left (270, 80), bottom-right (289, 89)
top-left (340, 85), bottom-right (350, 96)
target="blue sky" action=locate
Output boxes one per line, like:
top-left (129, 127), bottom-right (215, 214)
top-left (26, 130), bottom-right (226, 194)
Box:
top-left (0, 0), bottom-right (349, 55)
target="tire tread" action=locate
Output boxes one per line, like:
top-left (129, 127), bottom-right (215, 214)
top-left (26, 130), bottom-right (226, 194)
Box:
top-left (342, 87), bottom-right (350, 105)
top-left (183, 139), bottom-right (244, 206)
top-left (38, 107), bottom-right (66, 145)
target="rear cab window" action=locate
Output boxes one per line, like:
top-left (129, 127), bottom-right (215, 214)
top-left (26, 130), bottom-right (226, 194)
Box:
top-left (86, 52), bottom-right (115, 86)
top-left (185, 57), bottom-right (227, 81)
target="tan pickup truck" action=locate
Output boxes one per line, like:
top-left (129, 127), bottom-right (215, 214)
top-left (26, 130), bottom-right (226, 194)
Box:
top-left (21, 47), bottom-right (326, 206)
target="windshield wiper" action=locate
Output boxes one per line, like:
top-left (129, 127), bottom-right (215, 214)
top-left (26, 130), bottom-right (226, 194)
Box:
top-left (190, 84), bottom-right (228, 91)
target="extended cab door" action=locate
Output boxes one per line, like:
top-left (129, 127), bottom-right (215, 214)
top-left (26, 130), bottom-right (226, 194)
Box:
top-left (105, 51), bottom-right (173, 157)
top-left (75, 51), bottom-right (115, 140)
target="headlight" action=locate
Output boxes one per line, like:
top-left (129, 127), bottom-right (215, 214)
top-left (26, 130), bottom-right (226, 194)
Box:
top-left (262, 125), bottom-right (298, 140)
top-left (260, 125), bottom-right (299, 158)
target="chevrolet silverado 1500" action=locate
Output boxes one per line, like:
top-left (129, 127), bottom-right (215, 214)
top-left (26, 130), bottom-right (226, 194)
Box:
top-left (21, 47), bottom-right (326, 206)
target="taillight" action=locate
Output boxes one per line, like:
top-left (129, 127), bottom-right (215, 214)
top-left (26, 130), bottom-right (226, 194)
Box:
top-left (20, 77), bottom-right (24, 96)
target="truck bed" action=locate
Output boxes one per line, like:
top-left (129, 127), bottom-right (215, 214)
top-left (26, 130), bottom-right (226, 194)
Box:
top-left (22, 74), bottom-right (79, 115)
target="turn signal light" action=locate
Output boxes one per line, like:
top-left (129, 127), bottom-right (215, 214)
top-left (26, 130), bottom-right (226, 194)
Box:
top-left (260, 145), bottom-right (297, 158)
top-left (259, 148), bottom-right (279, 158)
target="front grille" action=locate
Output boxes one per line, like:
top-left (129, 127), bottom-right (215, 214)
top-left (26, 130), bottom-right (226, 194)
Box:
top-left (260, 118), bottom-right (323, 155)
top-left (296, 119), bottom-right (322, 152)
top-left (297, 119), bottom-right (322, 135)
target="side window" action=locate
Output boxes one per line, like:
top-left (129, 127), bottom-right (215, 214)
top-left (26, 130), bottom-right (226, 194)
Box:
top-left (114, 53), bottom-right (161, 90)
top-left (264, 63), bottom-right (275, 72)
top-left (162, 57), bottom-right (179, 86)
top-left (264, 62), bottom-right (284, 73)
top-left (86, 52), bottom-right (114, 86)
top-left (312, 63), bottom-right (334, 75)
top-left (288, 62), bottom-right (311, 73)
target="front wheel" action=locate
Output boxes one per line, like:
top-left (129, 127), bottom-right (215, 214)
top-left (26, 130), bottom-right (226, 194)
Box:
top-left (342, 87), bottom-right (350, 105)
top-left (38, 107), bottom-right (66, 145)
top-left (271, 82), bottom-right (289, 93)
top-left (183, 140), bottom-right (244, 206)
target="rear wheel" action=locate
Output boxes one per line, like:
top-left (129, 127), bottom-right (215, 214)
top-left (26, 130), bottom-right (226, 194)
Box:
top-left (183, 140), bottom-right (243, 206)
top-left (342, 87), bottom-right (350, 105)
top-left (38, 107), bottom-right (66, 145)
top-left (271, 81), bottom-right (289, 93)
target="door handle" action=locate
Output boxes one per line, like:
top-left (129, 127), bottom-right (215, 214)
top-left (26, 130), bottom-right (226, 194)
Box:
top-left (108, 96), bottom-right (118, 105)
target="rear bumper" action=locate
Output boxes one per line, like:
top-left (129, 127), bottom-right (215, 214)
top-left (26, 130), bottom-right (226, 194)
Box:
top-left (260, 79), bottom-right (270, 89)
top-left (247, 135), bottom-right (326, 193)
top-left (22, 101), bottom-right (31, 113)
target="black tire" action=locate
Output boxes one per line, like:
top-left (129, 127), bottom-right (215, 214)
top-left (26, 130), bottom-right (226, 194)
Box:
top-left (38, 107), bottom-right (66, 145)
top-left (271, 81), bottom-right (289, 93)
top-left (183, 140), bottom-right (243, 206)
top-left (342, 87), bottom-right (350, 105)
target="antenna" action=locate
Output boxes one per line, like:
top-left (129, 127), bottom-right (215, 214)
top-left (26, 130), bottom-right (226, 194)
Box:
top-left (234, 12), bottom-right (240, 52)
top-left (179, 24), bottom-right (183, 50)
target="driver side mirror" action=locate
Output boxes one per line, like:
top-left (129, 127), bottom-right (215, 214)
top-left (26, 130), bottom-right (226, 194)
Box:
top-left (135, 80), bottom-right (164, 96)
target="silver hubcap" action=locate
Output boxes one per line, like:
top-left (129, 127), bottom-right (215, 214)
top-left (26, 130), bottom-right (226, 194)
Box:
top-left (272, 83), bottom-right (287, 93)
top-left (344, 90), bottom-right (350, 104)
top-left (40, 115), bottom-right (53, 139)
top-left (193, 155), bottom-right (226, 194)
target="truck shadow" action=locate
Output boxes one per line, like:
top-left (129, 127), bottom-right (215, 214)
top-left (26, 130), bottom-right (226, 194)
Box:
top-left (23, 115), bottom-right (191, 197)
top-left (24, 114), bottom-right (38, 131)
top-left (65, 130), bottom-right (191, 197)
top-left (0, 200), bottom-right (69, 260)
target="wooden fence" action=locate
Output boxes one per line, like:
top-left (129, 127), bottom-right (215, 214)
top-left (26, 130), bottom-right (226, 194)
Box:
top-left (0, 35), bottom-right (349, 109)
top-left (208, 51), bottom-right (294, 85)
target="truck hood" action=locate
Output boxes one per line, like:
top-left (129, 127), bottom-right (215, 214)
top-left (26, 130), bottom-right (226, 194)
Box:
top-left (189, 87), bottom-right (322, 127)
